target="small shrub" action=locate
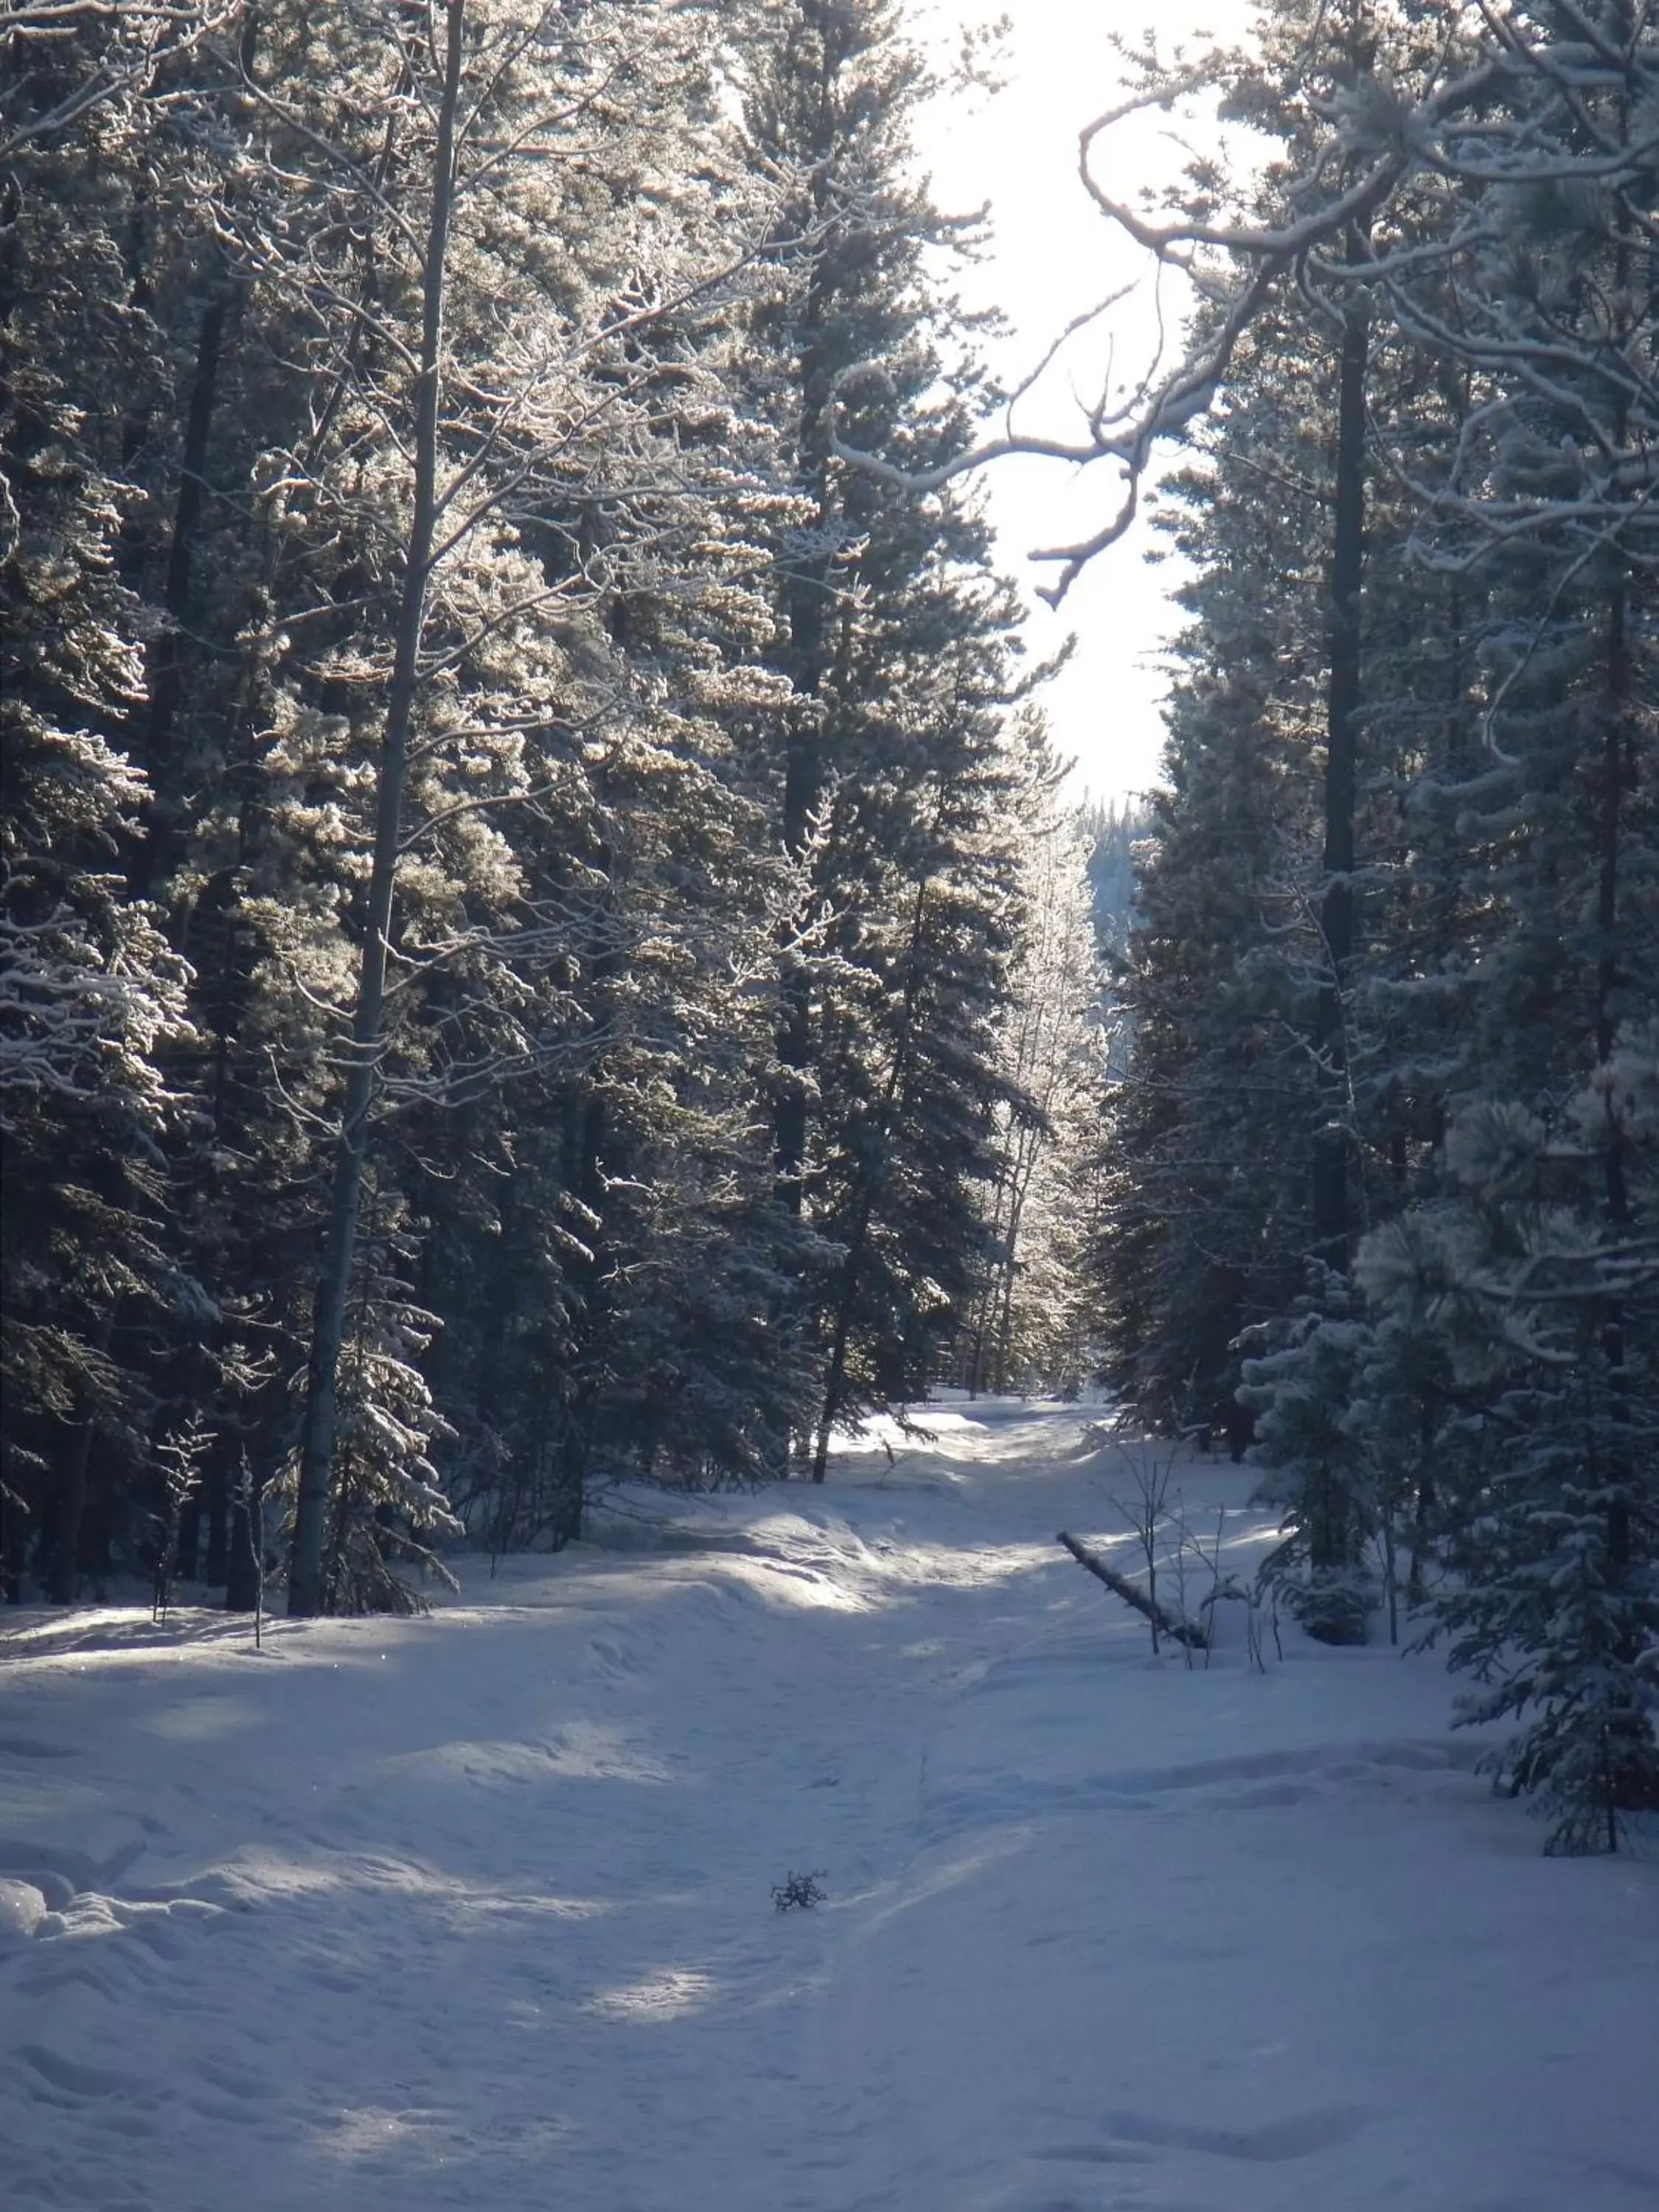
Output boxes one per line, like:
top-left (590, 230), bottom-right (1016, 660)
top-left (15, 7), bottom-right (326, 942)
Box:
top-left (771, 1869), bottom-right (827, 1912)
top-left (1281, 1561), bottom-right (1374, 1647)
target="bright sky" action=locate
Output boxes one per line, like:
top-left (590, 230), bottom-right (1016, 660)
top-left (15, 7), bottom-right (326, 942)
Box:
top-left (912, 0), bottom-right (1256, 804)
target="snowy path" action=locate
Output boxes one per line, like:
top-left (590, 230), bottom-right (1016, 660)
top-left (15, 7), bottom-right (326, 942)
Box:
top-left (3, 1402), bottom-right (1656, 2212)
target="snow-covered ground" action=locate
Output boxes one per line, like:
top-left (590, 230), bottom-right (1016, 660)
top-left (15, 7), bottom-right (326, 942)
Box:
top-left (3, 1401), bottom-right (1655, 2212)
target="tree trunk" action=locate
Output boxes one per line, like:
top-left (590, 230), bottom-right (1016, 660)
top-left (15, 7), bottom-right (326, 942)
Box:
top-left (49, 1418), bottom-right (98, 1607)
top-left (809, 877), bottom-right (934, 1477)
top-left (1595, 492), bottom-right (1632, 1590)
top-left (810, 1189), bottom-right (872, 1483)
top-left (1311, 262), bottom-right (1368, 1284)
top-left (133, 274), bottom-right (232, 892)
top-left (48, 1305), bottom-right (119, 1604)
top-left (203, 1439), bottom-right (229, 1585)
top-left (289, 0), bottom-right (467, 1618)
top-left (1594, 66), bottom-right (1635, 1593)
top-left (771, 70), bottom-right (841, 1222)
top-left (224, 1451), bottom-right (265, 1613)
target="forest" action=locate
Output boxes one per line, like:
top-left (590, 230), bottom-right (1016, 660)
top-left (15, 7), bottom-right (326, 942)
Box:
top-left (1, 0), bottom-right (1655, 1855)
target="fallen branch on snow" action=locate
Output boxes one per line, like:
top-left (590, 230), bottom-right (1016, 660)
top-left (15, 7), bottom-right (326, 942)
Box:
top-left (1056, 1531), bottom-right (1209, 1652)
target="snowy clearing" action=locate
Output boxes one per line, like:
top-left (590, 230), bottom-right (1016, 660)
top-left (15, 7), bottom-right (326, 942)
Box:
top-left (2, 1401), bottom-right (1655, 2212)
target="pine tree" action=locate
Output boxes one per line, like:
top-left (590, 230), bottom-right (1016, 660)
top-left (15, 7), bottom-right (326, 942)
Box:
top-left (1357, 1074), bottom-right (1659, 1851)
top-left (735, 0), bottom-right (1042, 1471)
top-left (159, 0), bottom-right (802, 1604)
top-left (1079, 0), bottom-right (1656, 1796)
top-left (1093, 304), bottom-right (1332, 1444)
top-left (958, 742), bottom-right (1103, 1397)
top-left (0, 18), bottom-right (198, 1599)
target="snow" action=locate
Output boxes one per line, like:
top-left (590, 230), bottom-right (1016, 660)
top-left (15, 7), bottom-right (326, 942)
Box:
top-left (2, 1400), bottom-right (1655, 2212)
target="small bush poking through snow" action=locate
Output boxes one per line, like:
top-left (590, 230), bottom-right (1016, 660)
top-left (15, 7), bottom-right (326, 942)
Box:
top-left (772, 1870), bottom-right (827, 1912)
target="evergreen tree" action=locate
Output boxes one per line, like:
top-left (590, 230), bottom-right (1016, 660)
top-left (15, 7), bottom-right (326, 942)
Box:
top-left (1072, 0), bottom-right (1655, 1814)
top-left (0, 17), bottom-right (199, 1598)
top-left (1093, 305), bottom-right (1333, 1445)
top-left (958, 751), bottom-right (1104, 1398)
top-left (735, 0), bottom-right (1042, 1471)
top-left (1357, 1071), bottom-right (1659, 1851)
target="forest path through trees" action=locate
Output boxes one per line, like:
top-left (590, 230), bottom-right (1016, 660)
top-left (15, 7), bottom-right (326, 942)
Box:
top-left (2, 1403), bottom-right (1655, 2211)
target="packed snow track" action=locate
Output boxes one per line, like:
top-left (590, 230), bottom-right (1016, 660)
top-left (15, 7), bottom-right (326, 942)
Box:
top-left (2, 1402), bottom-right (1655, 2212)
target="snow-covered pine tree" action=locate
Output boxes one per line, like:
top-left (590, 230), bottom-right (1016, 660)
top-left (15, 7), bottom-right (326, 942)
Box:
top-left (801, 603), bottom-right (1032, 1475)
top-left (0, 0), bottom-right (832, 1599)
top-left (1085, 0), bottom-right (1656, 1792)
top-left (734, 0), bottom-right (1044, 1470)
top-left (1093, 302), bottom-right (1332, 1448)
top-left (0, 18), bottom-right (198, 1599)
top-left (166, 0), bottom-right (807, 1604)
top-left (1349, 1), bottom-right (1658, 1840)
top-left (958, 731), bottom-right (1104, 1398)
top-left (1357, 1071), bottom-right (1658, 1851)
top-left (388, 4), bottom-right (825, 1540)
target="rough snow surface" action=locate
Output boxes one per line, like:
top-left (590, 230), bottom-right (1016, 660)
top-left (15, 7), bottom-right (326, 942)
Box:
top-left (2, 1401), bottom-right (1655, 2211)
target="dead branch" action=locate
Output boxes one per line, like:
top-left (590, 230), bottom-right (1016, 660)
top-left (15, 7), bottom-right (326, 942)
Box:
top-left (1057, 1528), bottom-right (1209, 1650)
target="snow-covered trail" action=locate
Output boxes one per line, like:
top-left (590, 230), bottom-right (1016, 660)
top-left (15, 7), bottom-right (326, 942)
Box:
top-left (3, 1402), bottom-right (1655, 2212)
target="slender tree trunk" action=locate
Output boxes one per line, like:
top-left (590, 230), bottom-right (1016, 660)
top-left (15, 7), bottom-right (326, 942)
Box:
top-left (134, 275), bottom-right (232, 891)
top-left (1311, 263), bottom-right (1368, 1285)
top-left (1595, 495), bottom-right (1632, 1593)
top-left (49, 1419), bottom-right (98, 1607)
top-left (549, 1090), bottom-right (606, 1547)
top-left (774, 725), bottom-right (818, 1214)
top-left (774, 552), bottom-right (832, 1202)
top-left (772, 49), bottom-right (845, 1234)
top-left (49, 1308), bottom-right (118, 1604)
top-left (965, 1146), bottom-right (1015, 1396)
top-left (225, 1446), bottom-right (265, 1612)
top-left (1, 1479), bottom-right (26, 1601)
top-left (289, 0), bottom-right (467, 1618)
top-left (1594, 69), bottom-right (1635, 1596)
top-left (992, 1128), bottom-right (1042, 1394)
top-left (810, 878), bottom-right (933, 1478)
top-left (810, 1183), bottom-right (874, 1483)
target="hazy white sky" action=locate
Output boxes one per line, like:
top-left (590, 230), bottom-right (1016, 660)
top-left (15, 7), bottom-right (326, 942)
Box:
top-left (911, 1), bottom-right (1255, 804)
